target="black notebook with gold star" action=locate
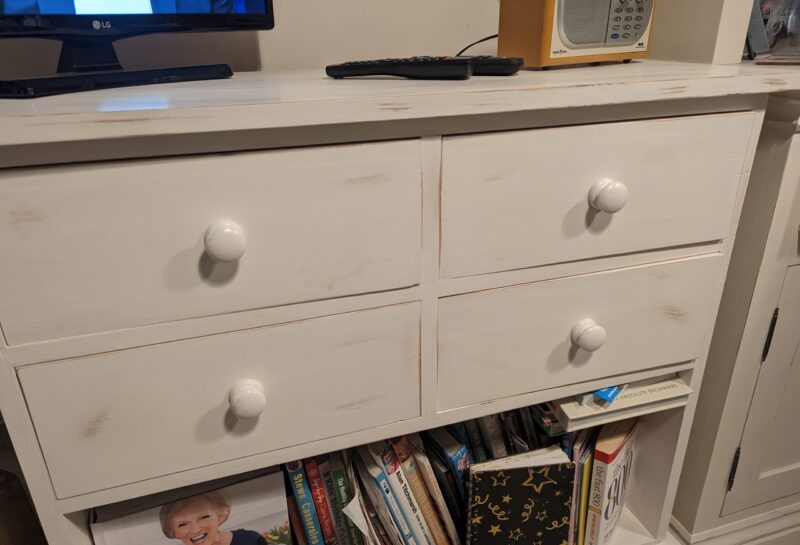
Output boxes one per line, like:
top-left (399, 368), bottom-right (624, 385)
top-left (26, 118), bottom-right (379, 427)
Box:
top-left (466, 445), bottom-right (574, 545)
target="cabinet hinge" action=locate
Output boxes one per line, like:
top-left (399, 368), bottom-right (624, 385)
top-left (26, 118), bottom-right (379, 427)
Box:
top-left (727, 447), bottom-right (741, 491)
top-left (762, 308), bottom-right (780, 363)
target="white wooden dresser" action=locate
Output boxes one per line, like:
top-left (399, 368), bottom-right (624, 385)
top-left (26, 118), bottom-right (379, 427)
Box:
top-left (1, 61), bottom-right (798, 545)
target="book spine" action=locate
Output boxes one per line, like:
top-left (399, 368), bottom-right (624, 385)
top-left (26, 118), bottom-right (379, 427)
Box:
top-left (392, 437), bottom-right (450, 545)
top-left (465, 470), bottom-right (476, 545)
top-left (331, 454), bottom-right (365, 545)
top-left (306, 458), bottom-right (339, 545)
top-left (586, 458), bottom-right (608, 545)
top-left (287, 461), bottom-right (326, 545)
top-left (578, 456), bottom-right (594, 545)
top-left (388, 455), bottom-right (435, 545)
top-left (322, 457), bottom-right (352, 545)
top-left (517, 408), bottom-right (540, 450)
top-left (407, 434), bottom-right (463, 545)
top-left (288, 494), bottom-right (310, 545)
top-left (477, 415), bottom-right (508, 459)
top-left (447, 423), bottom-right (475, 463)
top-left (464, 420), bottom-right (488, 463)
top-left (363, 446), bottom-right (418, 545)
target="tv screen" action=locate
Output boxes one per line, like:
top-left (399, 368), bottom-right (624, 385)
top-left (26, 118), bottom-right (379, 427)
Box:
top-left (1, 0), bottom-right (268, 15)
top-left (0, 0), bottom-right (273, 36)
top-left (0, 0), bottom-right (273, 96)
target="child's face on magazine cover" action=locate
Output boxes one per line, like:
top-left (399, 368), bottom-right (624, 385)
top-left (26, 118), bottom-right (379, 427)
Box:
top-left (167, 497), bottom-right (225, 545)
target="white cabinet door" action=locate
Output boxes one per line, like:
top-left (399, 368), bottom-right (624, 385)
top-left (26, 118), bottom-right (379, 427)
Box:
top-left (723, 265), bottom-right (800, 514)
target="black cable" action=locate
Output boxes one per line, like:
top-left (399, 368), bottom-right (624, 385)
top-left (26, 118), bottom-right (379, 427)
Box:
top-left (456, 34), bottom-right (499, 57)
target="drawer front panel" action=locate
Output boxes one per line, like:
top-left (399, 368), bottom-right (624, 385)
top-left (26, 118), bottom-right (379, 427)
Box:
top-left (438, 257), bottom-right (722, 410)
top-left (441, 113), bottom-right (753, 278)
top-left (19, 304), bottom-right (421, 498)
top-left (0, 140), bottom-right (422, 344)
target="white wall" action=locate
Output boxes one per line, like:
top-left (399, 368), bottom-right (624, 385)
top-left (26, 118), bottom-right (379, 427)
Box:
top-left (649, 0), bottom-right (751, 65)
top-left (0, 0), bottom-right (500, 78)
top-left (0, 0), bottom-right (756, 78)
top-left (258, 0), bottom-right (500, 70)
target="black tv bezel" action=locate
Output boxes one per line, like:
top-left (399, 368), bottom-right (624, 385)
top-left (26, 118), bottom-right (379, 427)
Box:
top-left (0, 0), bottom-right (274, 38)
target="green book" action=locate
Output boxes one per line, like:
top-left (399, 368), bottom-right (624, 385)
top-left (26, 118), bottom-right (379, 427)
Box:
top-left (330, 451), bottom-right (364, 545)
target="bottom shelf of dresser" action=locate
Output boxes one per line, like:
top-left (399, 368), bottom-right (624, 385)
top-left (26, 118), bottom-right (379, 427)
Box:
top-left (70, 377), bottom-right (688, 545)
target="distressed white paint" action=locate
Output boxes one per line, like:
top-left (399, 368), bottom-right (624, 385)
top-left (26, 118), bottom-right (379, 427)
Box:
top-left (673, 96), bottom-right (800, 544)
top-left (0, 64), bottom-right (779, 545)
top-left (438, 256), bottom-right (722, 410)
top-left (440, 113), bottom-right (753, 278)
top-left (0, 140), bottom-right (422, 344)
top-left (18, 303), bottom-right (422, 499)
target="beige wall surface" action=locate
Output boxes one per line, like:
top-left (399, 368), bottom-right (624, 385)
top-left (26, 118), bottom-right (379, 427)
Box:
top-left (0, 0), bottom-right (753, 78)
top-left (0, 0), bottom-right (500, 78)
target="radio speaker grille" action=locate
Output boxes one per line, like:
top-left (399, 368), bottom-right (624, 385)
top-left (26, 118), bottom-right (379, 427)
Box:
top-left (561, 0), bottom-right (611, 45)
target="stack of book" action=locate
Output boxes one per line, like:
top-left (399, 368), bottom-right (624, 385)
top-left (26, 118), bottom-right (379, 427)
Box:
top-left (548, 375), bottom-right (692, 432)
top-left (84, 401), bottom-right (647, 545)
top-left (286, 410), bottom-right (641, 545)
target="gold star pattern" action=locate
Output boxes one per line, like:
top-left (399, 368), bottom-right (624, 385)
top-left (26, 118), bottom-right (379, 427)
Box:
top-left (508, 528), bottom-right (524, 541)
top-left (488, 525), bottom-right (501, 536)
top-left (535, 510), bottom-right (548, 522)
top-left (522, 467), bottom-right (557, 493)
top-left (491, 472), bottom-right (510, 487)
top-left (501, 494), bottom-right (512, 504)
top-left (536, 531), bottom-right (543, 537)
top-left (471, 515), bottom-right (483, 525)
top-left (555, 490), bottom-right (562, 496)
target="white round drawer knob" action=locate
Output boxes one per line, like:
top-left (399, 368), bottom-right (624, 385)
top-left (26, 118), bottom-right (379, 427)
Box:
top-left (570, 319), bottom-right (607, 352)
top-left (228, 379), bottom-right (266, 419)
top-left (204, 220), bottom-right (246, 262)
top-left (589, 179), bottom-right (629, 214)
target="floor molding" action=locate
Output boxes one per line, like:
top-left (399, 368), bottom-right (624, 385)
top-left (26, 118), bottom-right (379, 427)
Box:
top-left (670, 508), bottom-right (800, 545)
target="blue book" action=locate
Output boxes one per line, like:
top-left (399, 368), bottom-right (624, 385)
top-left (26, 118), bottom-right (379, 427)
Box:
top-left (422, 428), bottom-right (470, 498)
top-left (594, 385), bottom-right (625, 403)
top-left (286, 460), bottom-right (326, 545)
top-left (356, 446), bottom-right (417, 545)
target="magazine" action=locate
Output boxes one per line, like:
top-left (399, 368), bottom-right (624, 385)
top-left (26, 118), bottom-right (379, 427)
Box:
top-left (91, 473), bottom-right (291, 545)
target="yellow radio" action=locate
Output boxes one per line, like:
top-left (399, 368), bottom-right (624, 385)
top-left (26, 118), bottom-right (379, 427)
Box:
top-left (498, 0), bottom-right (655, 68)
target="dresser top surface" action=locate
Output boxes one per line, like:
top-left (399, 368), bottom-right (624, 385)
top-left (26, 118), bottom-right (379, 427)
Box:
top-left (1, 60), bottom-right (798, 148)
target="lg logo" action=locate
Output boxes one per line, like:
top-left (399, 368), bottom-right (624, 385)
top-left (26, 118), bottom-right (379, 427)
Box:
top-left (92, 20), bottom-right (111, 30)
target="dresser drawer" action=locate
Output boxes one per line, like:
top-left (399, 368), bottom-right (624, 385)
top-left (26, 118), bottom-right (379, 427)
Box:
top-left (438, 257), bottom-right (721, 410)
top-left (0, 140), bottom-right (421, 344)
top-left (18, 303), bottom-right (421, 498)
top-left (441, 113), bottom-right (753, 278)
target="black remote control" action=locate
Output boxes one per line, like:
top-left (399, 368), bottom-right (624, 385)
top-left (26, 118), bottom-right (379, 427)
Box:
top-left (326, 57), bottom-right (473, 80)
top-left (459, 56), bottom-right (524, 76)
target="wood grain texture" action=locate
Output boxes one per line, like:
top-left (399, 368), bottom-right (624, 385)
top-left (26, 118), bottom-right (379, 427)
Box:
top-left (18, 303), bottom-right (421, 499)
top-left (441, 113), bottom-right (753, 278)
top-left (722, 266), bottom-right (800, 514)
top-left (0, 140), bottom-right (422, 344)
top-left (438, 255), bottom-right (722, 410)
top-left (0, 61), bottom-right (797, 157)
top-left (0, 68), bottom-right (774, 545)
top-left (674, 97), bottom-right (800, 540)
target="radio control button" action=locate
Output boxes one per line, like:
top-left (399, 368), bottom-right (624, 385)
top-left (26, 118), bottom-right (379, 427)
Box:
top-left (623, 24), bottom-right (631, 29)
top-left (613, 16), bottom-right (622, 21)
top-left (611, 33), bottom-right (620, 39)
top-left (622, 33), bottom-right (631, 39)
top-left (612, 25), bottom-right (621, 30)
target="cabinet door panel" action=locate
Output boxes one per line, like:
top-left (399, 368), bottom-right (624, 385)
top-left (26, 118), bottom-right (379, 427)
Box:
top-left (723, 265), bottom-right (800, 514)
